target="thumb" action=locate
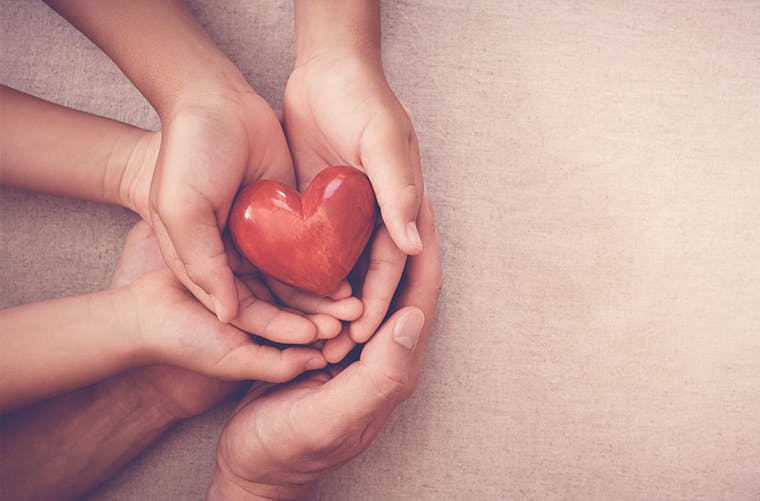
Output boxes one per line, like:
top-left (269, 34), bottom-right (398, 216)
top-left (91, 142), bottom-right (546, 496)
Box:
top-left (361, 111), bottom-right (424, 255)
top-left (151, 205), bottom-right (238, 323)
top-left (314, 306), bottom-right (425, 425)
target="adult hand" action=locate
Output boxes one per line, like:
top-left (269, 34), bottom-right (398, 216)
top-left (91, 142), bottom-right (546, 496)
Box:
top-left (285, 0), bottom-right (424, 354)
top-left (207, 195), bottom-right (441, 501)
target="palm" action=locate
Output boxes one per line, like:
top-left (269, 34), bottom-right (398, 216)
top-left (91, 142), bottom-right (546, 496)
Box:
top-left (149, 90), bottom-right (296, 321)
top-left (284, 56), bottom-right (387, 189)
top-left (217, 364), bottom-right (380, 490)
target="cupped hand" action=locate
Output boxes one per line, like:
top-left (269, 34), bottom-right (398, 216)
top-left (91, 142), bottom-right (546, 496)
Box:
top-left (115, 222), bottom-right (330, 389)
top-left (149, 86), bottom-right (295, 324)
top-left (121, 101), bottom-right (362, 343)
top-left (207, 196), bottom-right (441, 501)
top-left (284, 51), bottom-right (424, 350)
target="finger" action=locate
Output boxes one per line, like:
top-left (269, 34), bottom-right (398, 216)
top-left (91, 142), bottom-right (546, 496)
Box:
top-left (237, 273), bottom-right (276, 303)
top-left (304, 192), bottom-right (441, 424)
top-left (307, 313), bottom-right (343, 340)
top-left (390, 192), bottom-right (443, 374)
top-left (194, 338), bottom-right (326, 383)
top-left (232, 278), bottom-right (318, 344)
top-left (349, 225), bottom-right (407, 343)
top-left (393, 191), bottom-right (443, 323)
top-left (322, 325), bottom-right (357, 364)
top-left (151, 203), bottom-right (239, 324)
top-left (264, 276), bottom-right (363, 320)
top-left (305, 307), bottom-right (425, 430)
top-left (241, 276), bottom-right (344, 340)
top-left (360, 108), bottom-right (423, 255)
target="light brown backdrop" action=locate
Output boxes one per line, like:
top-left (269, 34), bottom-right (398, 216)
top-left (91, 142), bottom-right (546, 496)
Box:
top-left (1, 1), bottom-right (758, 499)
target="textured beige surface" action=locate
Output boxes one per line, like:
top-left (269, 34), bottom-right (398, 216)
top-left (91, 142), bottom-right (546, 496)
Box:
top-left (2, 1), bottom-right (759, 499)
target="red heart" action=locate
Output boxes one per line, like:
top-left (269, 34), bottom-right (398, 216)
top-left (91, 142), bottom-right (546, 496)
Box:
top-left (229, 166), bottom-right (377, 296)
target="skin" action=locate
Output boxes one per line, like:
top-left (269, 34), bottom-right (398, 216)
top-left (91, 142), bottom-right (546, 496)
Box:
top-left (0, 86), bottom-right (365, 413)
top-left (42, 0), bottom-right (425, 339)
top-left (0, 198), bottom-right (440, 501)
top-left (43, 0), bottom-right (297, 323)
top-left (207, 195), bottom-right (442, 501)
top-left (2, 2), bottom-right (439, 498)
top-left (286, 0), bottom-right (425, 359)
top-left (0, 220), bottom-right (237, 501)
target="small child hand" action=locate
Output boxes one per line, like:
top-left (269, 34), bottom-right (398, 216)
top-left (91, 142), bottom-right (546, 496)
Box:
top-left (117, 222), bottom-right (336, 383)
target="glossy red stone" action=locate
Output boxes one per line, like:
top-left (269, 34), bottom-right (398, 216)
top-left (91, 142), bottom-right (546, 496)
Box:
top-left (229, 166), bottom-right (378, 296)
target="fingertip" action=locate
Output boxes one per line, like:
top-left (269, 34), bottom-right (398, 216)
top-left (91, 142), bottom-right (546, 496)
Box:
top-left (385, 217), bottom-right (424, 256)
top-left (291, 315), bottom-right (320, 343)
top-left (405, 221), bottom-right (424, 254)
top-left (340, 297), bottom-right (364, 321)
top-left (322, 328), bottom-right (356, 364)
top-left (272, 347), bottom-right (325, 382)
top-left (309, 314), bottom-right (343, 340)
top-left (349, 319), bottom-right (373, 344)
top-left (306, 355), bottom-right (327, 371)
top-left (391, 307), bottom-right (425, 350)
top-left (202, 267), bottom-right (239, 323)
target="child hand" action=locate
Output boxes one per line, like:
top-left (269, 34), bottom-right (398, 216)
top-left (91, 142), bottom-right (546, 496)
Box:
top-left (148, 88), bottom-right (296, 325)
top-left (116, 222), bottom-right (331, 384)
top-left (121, 124), bottom-right (363, 344)
top-left (284, 51), bottom-right (423, 354)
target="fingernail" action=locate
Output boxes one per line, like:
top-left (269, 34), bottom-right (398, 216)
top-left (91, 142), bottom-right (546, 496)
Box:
top-left (406, 221), bottom-right (423, 251)
top-left (392, 308), bottom-right (425, 350)
top-left (211, 295), bottom-right (224, 322)
top-left (307, 357), bottom-right (325, 370)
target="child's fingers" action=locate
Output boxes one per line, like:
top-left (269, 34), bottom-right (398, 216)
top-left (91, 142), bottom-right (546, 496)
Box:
top-left (265, 276), bottom-right (363, 321)
top-left (237, 273), bottom-right (276, 303)
top-left (322, 325), bottom-right (358, 364)
top-left (151, 204), bottom-right (239, 324)
top-left (349, 226), bottom-right (407, 343)
top-left (197, 341), bottom-right (326, 383)
top-left (231, 278), bottom-right (318, 344)
top-left (307, 313), bottom-right (343, 340)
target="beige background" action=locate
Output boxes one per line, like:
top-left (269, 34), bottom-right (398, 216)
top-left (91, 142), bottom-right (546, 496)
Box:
top-left (2, 1), bottom-right (759, 499)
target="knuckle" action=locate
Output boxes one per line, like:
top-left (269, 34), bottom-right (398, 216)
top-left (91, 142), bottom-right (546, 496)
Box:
top-left (367, 253), bottom-right (402, 274)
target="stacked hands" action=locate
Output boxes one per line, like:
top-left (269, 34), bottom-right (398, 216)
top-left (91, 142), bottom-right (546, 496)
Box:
top-left (0, 1), bottom-right (441, 500)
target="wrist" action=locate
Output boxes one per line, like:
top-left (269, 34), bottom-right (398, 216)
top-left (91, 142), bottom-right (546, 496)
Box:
top-left (104, 369), bottom-right (180, 429)
top-left (156, 57), bottom-right (253, 121)
top-left (118, 130), bottom-right (160, 221)
top-left (100, 286), bottom-right (146, 366)
top-left (207, 465), bottom-right (309, 501)
top-left (294, 0), bottom-right (382, 67)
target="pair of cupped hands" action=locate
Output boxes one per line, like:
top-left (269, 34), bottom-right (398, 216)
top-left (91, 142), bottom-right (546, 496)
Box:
top-left (113, 50), bottom-right (441, 498)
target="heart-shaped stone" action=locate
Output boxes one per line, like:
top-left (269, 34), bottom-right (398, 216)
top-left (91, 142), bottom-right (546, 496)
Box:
top-left (229, 165), bottom-right (377, 296)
